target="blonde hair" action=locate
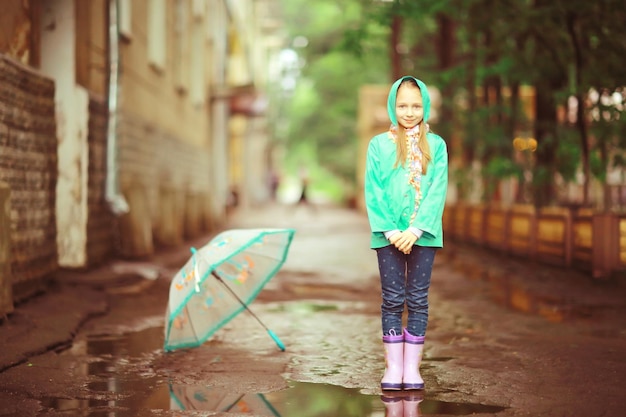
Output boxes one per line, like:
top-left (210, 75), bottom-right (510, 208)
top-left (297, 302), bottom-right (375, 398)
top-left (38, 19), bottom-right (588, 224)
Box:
top-left (393, 82), bottom-right (432, 173)
top-left (393, 120), bottom-right (432, 175)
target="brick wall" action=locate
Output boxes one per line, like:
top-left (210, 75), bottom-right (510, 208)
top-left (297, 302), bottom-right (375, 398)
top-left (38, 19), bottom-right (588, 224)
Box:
top-left (0, 55), bottom-right (57, 299)
top-left (86, 94), bottom-right (115, 266)
top-left (116, 112), bottom-right (214, 257)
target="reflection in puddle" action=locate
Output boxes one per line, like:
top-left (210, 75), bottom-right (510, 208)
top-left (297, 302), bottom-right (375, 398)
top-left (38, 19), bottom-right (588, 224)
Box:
top-left (81, 326), bottom-right (164, 356)
top-left (43, 378), bottom-right (507, 416)
top-left (170, 385), bottom-right (281, 414)
top-left (41, 328), bottom-right (507, 416)
top-left (270, 301), bottom-right (340, 313)
top-left (173, 382), bottom-right (507, 416)
top-left (420, 397), bottom-right (507, 415)
top-left (480, 263), bottom-right (602, 323)
top-left (381, 392), bottom-right (507, 416)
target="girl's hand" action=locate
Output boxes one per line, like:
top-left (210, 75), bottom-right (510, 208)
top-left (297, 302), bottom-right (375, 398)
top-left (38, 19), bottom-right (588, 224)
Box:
top-left (391, 230), bottom-right (417, 254)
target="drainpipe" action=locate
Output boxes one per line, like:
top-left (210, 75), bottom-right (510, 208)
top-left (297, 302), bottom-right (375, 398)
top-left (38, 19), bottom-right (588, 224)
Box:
top-left (106, 0), bottom-right (129, 215)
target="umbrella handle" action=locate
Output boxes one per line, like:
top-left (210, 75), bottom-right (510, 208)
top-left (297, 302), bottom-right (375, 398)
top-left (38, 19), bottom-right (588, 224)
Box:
top-left (267, 329), bottom-right (286, 352)
top-left (190, 247), bottom-right (201, 293)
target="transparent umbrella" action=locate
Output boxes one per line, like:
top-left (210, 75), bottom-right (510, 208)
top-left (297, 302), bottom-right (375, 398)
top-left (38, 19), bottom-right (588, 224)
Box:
top-left (164, 228), bottom-right (295, 352)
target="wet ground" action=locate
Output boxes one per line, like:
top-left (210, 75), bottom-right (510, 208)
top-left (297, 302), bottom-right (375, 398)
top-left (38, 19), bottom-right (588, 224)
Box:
top-left (1, 204), bottom-right (625, 416)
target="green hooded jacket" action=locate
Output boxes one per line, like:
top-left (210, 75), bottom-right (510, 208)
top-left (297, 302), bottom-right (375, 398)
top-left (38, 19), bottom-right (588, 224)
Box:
top-left (364, 76), bottom-right (448, 249)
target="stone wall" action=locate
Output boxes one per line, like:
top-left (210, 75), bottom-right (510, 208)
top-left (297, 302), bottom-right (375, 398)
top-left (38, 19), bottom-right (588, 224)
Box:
top-left (0, 55), bottom-right (57, 299)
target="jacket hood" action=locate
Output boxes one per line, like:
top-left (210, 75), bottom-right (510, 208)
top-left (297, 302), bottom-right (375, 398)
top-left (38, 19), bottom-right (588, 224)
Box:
top-left (387, 76), bottom-right (431, 126)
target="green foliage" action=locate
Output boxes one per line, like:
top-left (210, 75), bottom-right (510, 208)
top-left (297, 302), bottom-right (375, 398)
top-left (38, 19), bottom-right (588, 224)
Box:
top-left (483, 155), bottom-right (523, 201)
top-left (276, 0), bottom-right (389, 191)
top-left (590, 150), bottom-right (605, 182)
top-left (555, 130), bottom-right (581, 183)
top-left (484, 155), bottom-right (521, 180)
top-left (274, 0), bottom-right (626, 205)
top-left (451, 166), bottom-right (475, 200)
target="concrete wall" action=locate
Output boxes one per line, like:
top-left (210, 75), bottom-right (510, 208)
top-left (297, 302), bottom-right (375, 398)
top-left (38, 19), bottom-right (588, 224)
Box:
top-left (39, 0), bottom-right (91, 268)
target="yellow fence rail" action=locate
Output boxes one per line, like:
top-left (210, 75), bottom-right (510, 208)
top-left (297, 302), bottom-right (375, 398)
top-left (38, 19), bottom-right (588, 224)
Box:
top-left (443, 204), bottom-right (624, 279)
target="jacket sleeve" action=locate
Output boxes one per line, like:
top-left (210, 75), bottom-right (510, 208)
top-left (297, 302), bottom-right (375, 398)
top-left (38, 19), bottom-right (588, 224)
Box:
top-left (411, 136), bottom-right (448, 238)
top-left (364, 138), bottom-right (397, 233)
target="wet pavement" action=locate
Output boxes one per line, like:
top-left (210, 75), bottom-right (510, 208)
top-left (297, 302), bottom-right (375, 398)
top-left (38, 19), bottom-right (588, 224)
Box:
top-left (1, 203), bottom-right (625, 416)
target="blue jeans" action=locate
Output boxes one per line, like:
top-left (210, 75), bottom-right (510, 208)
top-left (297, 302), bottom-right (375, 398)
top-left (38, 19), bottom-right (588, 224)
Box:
top-left (375, 244), bottom-right (437, 337)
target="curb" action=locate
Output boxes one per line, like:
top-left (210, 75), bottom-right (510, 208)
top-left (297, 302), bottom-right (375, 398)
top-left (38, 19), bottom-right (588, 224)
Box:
top-left (0, 284), bottom-right (107, 372)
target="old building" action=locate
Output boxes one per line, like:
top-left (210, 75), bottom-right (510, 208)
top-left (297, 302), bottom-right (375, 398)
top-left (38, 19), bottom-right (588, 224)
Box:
top-left (0, 0), bottom-right (284, 314)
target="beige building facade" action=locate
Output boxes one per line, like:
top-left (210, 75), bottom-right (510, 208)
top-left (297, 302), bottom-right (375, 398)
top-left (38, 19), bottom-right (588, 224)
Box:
top-left (0, 0), bottom-right (283, 313)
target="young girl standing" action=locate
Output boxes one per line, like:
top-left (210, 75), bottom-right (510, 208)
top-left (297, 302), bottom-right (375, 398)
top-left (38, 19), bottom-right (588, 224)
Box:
top-left (364, 76), bottom-right (448, 391)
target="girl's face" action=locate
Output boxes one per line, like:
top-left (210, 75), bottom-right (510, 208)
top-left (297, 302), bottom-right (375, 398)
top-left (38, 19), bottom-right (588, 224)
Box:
top-left (395, 84), bottom-right (423, 129)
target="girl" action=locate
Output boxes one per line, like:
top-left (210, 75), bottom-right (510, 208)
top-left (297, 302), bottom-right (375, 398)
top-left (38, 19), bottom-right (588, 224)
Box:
top-left (364, 76), bottom-right (448, 391)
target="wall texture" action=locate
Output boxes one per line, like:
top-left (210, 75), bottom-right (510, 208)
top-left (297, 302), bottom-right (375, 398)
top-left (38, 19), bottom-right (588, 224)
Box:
top-left (115, 111), bottom-right (214, 257)
top-left (86, 94), bottom-right (116, 266)
top-left (0, 55), bottom-right (57, 299)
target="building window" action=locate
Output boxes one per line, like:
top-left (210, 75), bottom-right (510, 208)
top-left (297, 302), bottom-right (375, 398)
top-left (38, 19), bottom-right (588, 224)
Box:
top-left (75, 0), bottom-right (107, 94)
top-left (119, 0), bottom-right (132, 41)
top-left (148, 0), bottom-right (166, 71)
top-left (174, 0), bottom-right (189, 92)
top-left (190, 21), bottom-right (205, 106)
top-left (192, 0), bottom-right (205, 19)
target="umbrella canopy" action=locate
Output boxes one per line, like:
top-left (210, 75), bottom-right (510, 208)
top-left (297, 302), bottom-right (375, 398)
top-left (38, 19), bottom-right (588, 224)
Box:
top-left (164, 228), bottom-right (295, 352)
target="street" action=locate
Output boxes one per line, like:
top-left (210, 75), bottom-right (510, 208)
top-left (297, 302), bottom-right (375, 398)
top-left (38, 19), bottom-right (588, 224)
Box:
top-left (1, 203), bottom-right (625, 416)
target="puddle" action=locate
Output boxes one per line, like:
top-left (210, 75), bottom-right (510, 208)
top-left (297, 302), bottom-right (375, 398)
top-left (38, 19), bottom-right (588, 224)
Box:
top-left (452, 261), bottom-right (594, 323)
top-left (419, 397), bottom-right (507, 414)
top-left (40, 326), bottom-right (507, 416)
top-left (82, 326), bottom-right (164, 356)
top-left (42, 379), bottom-right (507, 416)
top-left (487, 277), bottom-right (587, 323)
top-left (271, 301), bottom-right (340, 313)
top-left (446, 249), bottom-right (618, 323)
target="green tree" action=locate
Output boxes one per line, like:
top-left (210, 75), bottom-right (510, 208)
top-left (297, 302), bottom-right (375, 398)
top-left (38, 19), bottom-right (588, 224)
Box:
top-left (276, 0), bottom-right (389, 201)
top-left (278, 0), bottom-right (626, 208)
top-left (384, 1), bottom-right (625, 207)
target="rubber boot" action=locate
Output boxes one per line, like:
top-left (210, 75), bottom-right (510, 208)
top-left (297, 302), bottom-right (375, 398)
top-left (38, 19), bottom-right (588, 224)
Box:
top-left (381, 331), bottom-right (404, 390)
top-left (403, 392), bottom-right (424, 417)
top-left (380, 394), bottom-right (404, 417)
top-left (402, 328), bottom-right (425, 390)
